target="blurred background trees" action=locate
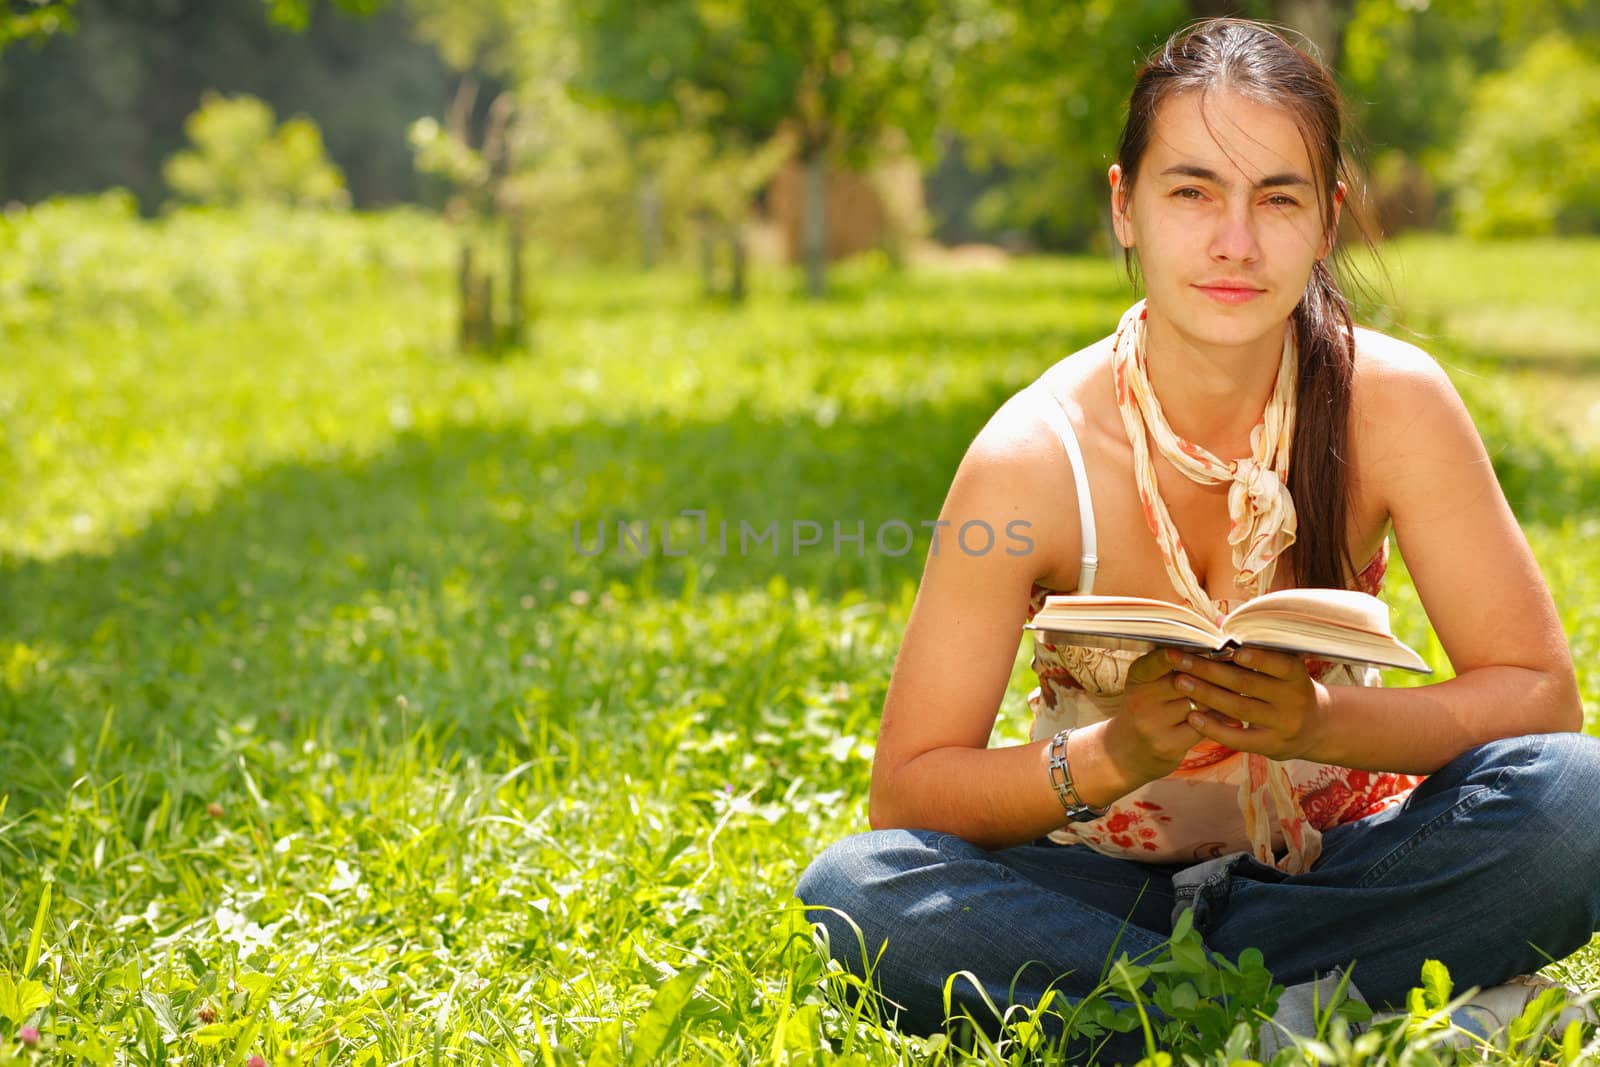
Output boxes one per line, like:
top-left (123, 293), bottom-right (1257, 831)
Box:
top-left (3, 0), bottom-right (1599, 299)
top-left (163, 92), bottom-right (350, 209)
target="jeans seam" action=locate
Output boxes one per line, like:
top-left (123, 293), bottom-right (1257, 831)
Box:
top-left (1355, 741), bottom-right (1535, 889)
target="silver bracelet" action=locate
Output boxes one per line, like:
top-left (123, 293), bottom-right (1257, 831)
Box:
top-left (1047, 727), bottom-right (1109, 823)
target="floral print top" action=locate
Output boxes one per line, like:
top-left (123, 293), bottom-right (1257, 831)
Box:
top-left (1025, 543), bottom-right (1425, 870)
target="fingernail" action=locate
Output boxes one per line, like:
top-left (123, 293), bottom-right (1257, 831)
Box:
top-left (1175, 653), bottom-right (1192, 669)
top-left (1175, 675), bottom-right (1194, 692)
top-left (1236, 650), bottom-right (1253, 667)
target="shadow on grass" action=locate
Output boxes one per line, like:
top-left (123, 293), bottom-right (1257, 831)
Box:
top-left (1, 332), bottom-right (1593, 809)
top-left (0, 386), bottom-right (1028, 801)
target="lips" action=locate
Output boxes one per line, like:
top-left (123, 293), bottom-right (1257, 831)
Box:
top-left (1194, 282), bottom-right (1265, 305)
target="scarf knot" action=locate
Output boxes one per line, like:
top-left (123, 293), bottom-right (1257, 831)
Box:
top-left (1227, 458), bottom-right (1297, 586)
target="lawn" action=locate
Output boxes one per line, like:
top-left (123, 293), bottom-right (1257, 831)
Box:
top-left (1, 196), bottom-right (1597, 1064)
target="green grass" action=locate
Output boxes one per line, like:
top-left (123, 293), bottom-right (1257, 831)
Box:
top-left (1351, 234), bottom-right (1600, 450)
top-left (0, 198), bottom-right (1597, 1063)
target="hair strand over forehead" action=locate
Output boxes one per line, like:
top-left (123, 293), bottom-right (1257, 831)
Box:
top-left (1118, 17), bottom-right (1345, 206)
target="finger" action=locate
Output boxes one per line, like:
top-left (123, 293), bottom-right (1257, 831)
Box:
top-left (1156, 700), bottom-right (1207, 752)
top-left (1174, 673), bottom-right (1272, 727)
top-left (1229, 646), bottom-right (1305, 681)
top-left (1126, 647), bottom-right (1176, 686)
top-left (1153, 693), bottom-right (1203, 730)
top-left (1168, 651), bottom-right (1278, 700)
top-left (1186, 709), bottom-right (1271, 752)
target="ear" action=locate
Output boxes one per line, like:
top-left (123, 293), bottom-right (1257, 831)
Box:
top-left (1109, 164), bottom-right (1134, 249)
top-left (1320, 180), bottom-right (1346, 259)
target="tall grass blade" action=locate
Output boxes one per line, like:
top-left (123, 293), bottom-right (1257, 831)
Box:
top-left (627, 966), bottom-right (706, 1067)
top-left (24, 881), bottom-right (50, 976)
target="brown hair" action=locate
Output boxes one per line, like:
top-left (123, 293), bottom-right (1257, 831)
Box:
top-left (1116, 18), bottom-right (1359, 589)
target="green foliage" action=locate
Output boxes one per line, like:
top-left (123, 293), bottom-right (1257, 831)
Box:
top-left (0, 203), bottom-right (1597, 1060)
top-left (571, 0), bottom-right (949, 291)
top-left (0, 0), bottom-right (456, 210)
top-left (0, 0), bottom-right (77, 48)
top-left (1448, 34), bottom-right (1600, 237)
top-left (941, 0), bottom-right (1188, 249)
top-left (1341, 0), bottom-right (1600, 237)
top-left (263, 0), bottom-right (389, 32)
top-left (573, 0), bottom-right (948, 162)
top-left (163, 92), bottom-right (351, 210)
top-left (1342, 1), bottom-right (1513, 181)
top-left (0, 972), bottom-right (52, 1029)
top-left (1112, 910), bottom-right (1287, 1058)
top-left (404, 0), bottom-right (656, 265)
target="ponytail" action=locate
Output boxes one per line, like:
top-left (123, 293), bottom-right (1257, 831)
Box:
top-left (1288, 260), bottom-right (1357, 588)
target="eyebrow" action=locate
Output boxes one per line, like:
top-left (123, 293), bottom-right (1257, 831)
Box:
top-left (1159, 164), bottom-right (1312, 189)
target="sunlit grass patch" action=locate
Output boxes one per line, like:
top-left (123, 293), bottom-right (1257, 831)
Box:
top-left (0, 204), bottom-right (1596, 1062)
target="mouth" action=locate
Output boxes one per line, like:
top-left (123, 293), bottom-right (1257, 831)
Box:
top-left (1193, 282), bottom-right (1265, 306)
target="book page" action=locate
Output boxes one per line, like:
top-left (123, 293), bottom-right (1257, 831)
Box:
top-left (1223, 588), bottom-right (1391, 635)
top-left (1030, 590), bottom-right (1430, 672)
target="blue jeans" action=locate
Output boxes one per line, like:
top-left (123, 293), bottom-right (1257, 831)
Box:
top-left (796, 734), bottom-right (1600, 1051)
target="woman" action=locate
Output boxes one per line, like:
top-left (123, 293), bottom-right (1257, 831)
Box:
top-left (797, 17), bottom-right (1600, 1058)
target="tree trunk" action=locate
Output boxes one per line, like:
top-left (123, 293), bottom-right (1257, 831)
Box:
top-left (802, 150), bottom-right (828, 298)
top-left (1275, 0), bottom-right (1350, 67)
top-left (637, 171), bottom-right (662, 270)
top-left (728, 222), bottom-right (747, 304)
top-left (695, 212), bottom-right (717, 298)
top-left (475, 271), bottom-right (494, 351)
top-left (506, 220), bottom-right (525, 347)
top-left (458, 242), bottom-right (477, 352)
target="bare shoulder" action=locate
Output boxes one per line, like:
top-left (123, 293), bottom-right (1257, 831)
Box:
top-left (971, 335), bottom-right (1110, 466)
top-left (1349, 326), bottom-right (1474, 445)
top-left (950, 338), bottom-right (1111, 590)
top-left (1348, 325), bottom-right (1489, 514)
top-left (1356, 329), bottom-right (1459, 396)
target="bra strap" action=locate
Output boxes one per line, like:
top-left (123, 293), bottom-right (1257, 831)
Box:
top-left (1031, 384), bottom-right (1098, 595)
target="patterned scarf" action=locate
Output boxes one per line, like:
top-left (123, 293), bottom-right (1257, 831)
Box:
top-left (1110, 300), bottom-right (1320, 873)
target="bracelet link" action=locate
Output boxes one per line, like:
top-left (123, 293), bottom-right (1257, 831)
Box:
top-left (1047, 727), bottom-right (1109, 823)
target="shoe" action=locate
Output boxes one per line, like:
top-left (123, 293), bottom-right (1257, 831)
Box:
top-left (1257, 968), bottom-right (1368, 1059)
top-left (1456, 974), bottom-right (1594, 1040)
top-left (1384, 974), bottom-right (1597, 1048)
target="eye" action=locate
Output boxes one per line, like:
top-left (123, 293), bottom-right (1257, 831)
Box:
top-left (1264, 193), bottom-right (1300, 208)
top-left (1173, 187), bottom-right (1206, 201)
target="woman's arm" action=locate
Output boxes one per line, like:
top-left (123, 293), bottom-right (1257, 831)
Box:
top-left (868, 394), bottom-right (1195, 848)
top-left (1319, 340), bottom-right (1579, 763)
top-left (1179, 338), bottom-right (1581, 771)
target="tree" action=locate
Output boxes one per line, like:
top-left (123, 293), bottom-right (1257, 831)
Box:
top-left (163, 91), bottom-right (350, 208)
top-left (1, 0), bottom-right (389, 51)
top-left (941, 0), bottom-right (1187, 250)
top-left (405, 0), bottom-right (646, 348)
top-left (258, 0), bottom-right (390, 31)
top-left (568, 2), bottom-right (786, 299)
top-left (1341, 0), bottom-right (1600, 234)
top-left (404, 0), bottom-right (540, 351)
top-left (574, 0), bottom-right (949, 298)
top-left (1448, 32), bottom-right (1600, 236)
top-left (0, 0), bottom-right (451, 208)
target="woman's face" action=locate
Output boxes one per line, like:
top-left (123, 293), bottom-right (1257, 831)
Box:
top-left (1109, 88), bottom-right (1339, 354)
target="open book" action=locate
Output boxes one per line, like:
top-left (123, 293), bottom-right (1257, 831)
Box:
top-left (1026, 588), bottom-right (1431, 673)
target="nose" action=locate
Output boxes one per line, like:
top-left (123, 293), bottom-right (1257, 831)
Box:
top-left (1209, 201), bottom-right (1261, 263)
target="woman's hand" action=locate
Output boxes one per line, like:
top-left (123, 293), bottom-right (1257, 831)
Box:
top-left (1167, 646), bottom-right (1329, 760)
top-left (1105, 647), bottom-right (1207, 783)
